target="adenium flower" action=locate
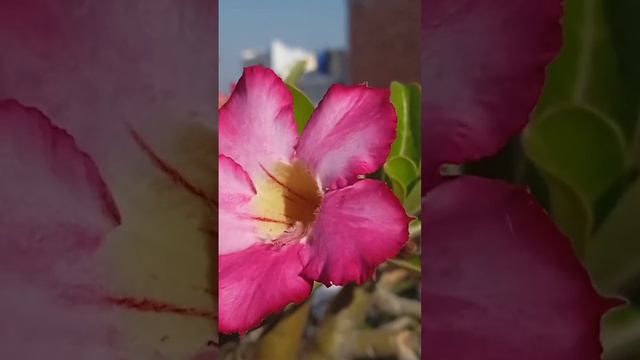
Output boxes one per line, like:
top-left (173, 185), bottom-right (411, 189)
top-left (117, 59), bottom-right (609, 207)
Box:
top-left (422, 0), bottom-right (616, 359)
top-left (219, 66), bottom-right (411, 333)
top-left (1, 1), bottom-right (217, 358)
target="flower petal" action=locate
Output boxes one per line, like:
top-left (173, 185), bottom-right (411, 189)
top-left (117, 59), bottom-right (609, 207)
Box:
top-left (0, 0), bottom-right (217, 178)
top-left (0, 1), bottom-right (218, 356)
top-left (219, 243), bottom-right (312, 334)
top-left (423, 176), bottom-right (612, 359)
top-left (302, 179), bottom-right (410, 285)
top-left (422, 0), bottom-right (562, 188)
top-left (219, 66), bottom-right (298, 181)
top-left (296, 85), bottom-right (397, 190)
top-left (0, 100), bottom-right (121, 358)
top-left (0, 99), bottom-right (119, 278)
top-left (219, 154), bottom-right (259, 255)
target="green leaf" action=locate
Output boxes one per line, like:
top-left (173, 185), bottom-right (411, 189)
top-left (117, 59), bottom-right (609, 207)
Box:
top-left (586, 178), bottom-right (640, 297)
top-left (525, 106), bottom-right (627, 204)
top-left (540, 172), bottom-right (593, 257)
top-left (535, 0), bottom-right (639, 137)
top-left (524, 106), bottom-right (627, 253)
top-left (602, 306), bottom-right (640, 360)
top-left (384, 156), bottom-right (419, 200)
top-left (389, 81), bottom-right (421, 164)
top-left (387, 258), bottom-right (421, 274)
top-left (385, 82), bottom-right (421, 200)
top-left (287, 84), bottom-right (314, 133)
top-left (403, 180), bottom-right (421, 216)
top-left (285, 60), bottom-right (307, 86)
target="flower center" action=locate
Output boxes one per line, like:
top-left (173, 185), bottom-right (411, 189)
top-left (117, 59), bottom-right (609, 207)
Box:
top-left (252, 161), bottom-right (322, 242)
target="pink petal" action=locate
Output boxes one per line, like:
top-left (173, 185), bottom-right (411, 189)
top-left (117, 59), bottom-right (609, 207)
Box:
top-left (296, 85), bottom-right (397, 189)
top-left (423, 176), bottom-right (612, 359)
top-left (0, 0), bottom-right (217, 183)
top-left (219, 243), bottom-right (312, 334)
top-left (0, 100), bottom-right (121, 358)
top-left (1, 2), bottom-right (218, 356)
top-left (219, 66), bottom-right (298, 181)
top-left (218, 154), bottom-right (258, 255)
top-left (302, 179), bottom-right (410, 286)
top-left (422, 0), bottom-right (562, 188)
top-left (0, 99), bottom-right (119, 279)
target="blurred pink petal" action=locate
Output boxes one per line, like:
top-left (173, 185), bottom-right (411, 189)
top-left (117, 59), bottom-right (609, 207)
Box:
top-left (423, 176), bottom-right (612, 359)
top-left (0, 1), bottom-right (217, 357)
top-left (219, 66), bottom-right (298, 180)
top-left (219, 243), bottom-right (312, 334)
top-left (0, 0), bottom-right (217, 177)
top-left (0, 100), bottom-right (121, 358)
top-left (422, 0), bottom-right (562, 188)
top-left (0, 99), bottom-right (119, 279)
top-left (302, 180), bottom-right (410, 286)
top-left (296, 84), bottom-right (397, 189)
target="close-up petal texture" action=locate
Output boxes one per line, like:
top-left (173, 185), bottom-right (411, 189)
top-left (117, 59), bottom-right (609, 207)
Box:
top-left (0, 100), bottom-right (120, 278)
top-left (1, 1), bottom-right (218, 357)
top-left (0, 100), bottom-right (121, 359)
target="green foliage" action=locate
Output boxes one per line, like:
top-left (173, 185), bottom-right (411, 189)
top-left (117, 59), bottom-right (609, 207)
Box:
top-left (525, 106), bottom-right (627, 204)
top-left (287, 84), bottom-right (314, 133)
top-left (587, 179), bottom-right (640, 298)
top-left (523, 106), bottom-right (627, 255)
top-left (602, 306), bottom-right (640, 360)
top-left (385, 82), bottom-right (422, 203)
top-left (521, 0), bottom-right (640, 356)
top-left (284, 61), bottom-right (315, 134)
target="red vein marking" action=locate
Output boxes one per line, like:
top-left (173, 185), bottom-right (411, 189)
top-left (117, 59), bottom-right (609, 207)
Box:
top-left (251, 216), bottom-right (292, 225)
top-left (259, 163), bottom-right (314, 204)
top-left (105, 296), bottom-right (216, 320)
top-left (129, 127), bottom-right (217, 208)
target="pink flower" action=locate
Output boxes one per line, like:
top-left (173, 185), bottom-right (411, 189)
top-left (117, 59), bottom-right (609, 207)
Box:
top-left (218, 66), bottom-right (411, 333)
top-left (422, 0), bottom-right (617, 358)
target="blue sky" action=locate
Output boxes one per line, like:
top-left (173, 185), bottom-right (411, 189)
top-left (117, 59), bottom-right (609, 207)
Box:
top-left (219, 0), bottom-right (348, 91)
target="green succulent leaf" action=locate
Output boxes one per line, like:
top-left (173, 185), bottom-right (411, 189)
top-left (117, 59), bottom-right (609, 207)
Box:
top-left (534, 0), bottom-right (640, 137)
top-left (602, 305), bottom-right (640, 360)
top-left (287, 83), bottom-right (314, 134)
top-left (586, 178), bottom-right (640, 298)
top-left (403, 180), bottom-right (421, 216)
top-left (385, 82), bottom-right (421, 200)
top-left (389, 81), bottom-right (421, 164)
top-left (524, 105), bottom-right (627, 205)
top-left (384, 156), bottom-right (419, 200)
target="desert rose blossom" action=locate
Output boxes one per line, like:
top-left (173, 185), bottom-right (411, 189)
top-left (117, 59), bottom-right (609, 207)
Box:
top-left (219, 66), bottom-right (411, 334)
top-left (422, 0), bottom-right (617, 359)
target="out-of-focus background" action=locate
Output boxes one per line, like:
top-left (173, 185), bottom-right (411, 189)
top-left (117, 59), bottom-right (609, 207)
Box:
top-left (219, 1), bottom-right (421, 359)
top-left (219, 0), bottom-right (419, 102)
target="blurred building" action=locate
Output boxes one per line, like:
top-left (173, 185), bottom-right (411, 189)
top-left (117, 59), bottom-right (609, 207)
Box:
top-left (348, 0), bottom-right (420, 87)
top-left (242, 39), bottom-right (348, 103)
